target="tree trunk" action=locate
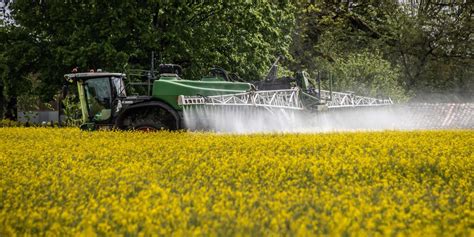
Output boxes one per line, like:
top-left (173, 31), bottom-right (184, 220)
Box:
top-left (4, 96), bottom-right (17, 121)
top-left (0, 84), bottom-right (4, 120)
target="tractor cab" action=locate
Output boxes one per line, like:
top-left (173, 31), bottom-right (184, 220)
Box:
top-left (64, 72), bottom-right (126, 128)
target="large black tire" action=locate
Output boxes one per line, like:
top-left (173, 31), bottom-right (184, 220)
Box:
top-left (116, 102), bottom-right (180, 131)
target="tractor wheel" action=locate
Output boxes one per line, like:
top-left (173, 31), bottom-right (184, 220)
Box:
top-left (119, 104), bottom-right (180, 131)
top-left (134, 121), bottom-right (166, 131)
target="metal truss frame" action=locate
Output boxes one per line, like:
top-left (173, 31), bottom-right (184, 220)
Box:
top-left (178, 88), bottom-right (392, 110)
top-left (319, 90), bottom-right (393, 108)
top-left (178, 89), bottom-right (304, 110)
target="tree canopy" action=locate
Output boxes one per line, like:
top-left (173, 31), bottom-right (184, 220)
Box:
top-left (0, 0), bottom-right (472, 119)
top-left (290, 1), bottom-right (472, 100)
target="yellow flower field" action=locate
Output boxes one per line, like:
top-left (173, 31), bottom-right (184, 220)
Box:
top-left (0, 128), bottom-right (472, 236)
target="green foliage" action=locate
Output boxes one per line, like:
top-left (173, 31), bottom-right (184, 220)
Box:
top-left (290, 1), bottom-right (472, 101)
top-left (0, 25), bottom-right (42, 119)
top-left (62, 94), bottom-right (82, 126)
top-left (384, 3), bottom-right (473, 96)
top-left (16, 74), bottom-right (51, 111)
top-left (327, 51), bottom-right (408, 102)
top-left (1, 0), bottom-right (296, 119)
top-left (1, 0), bottom-right (472, 121)
top-left (9, 0), bottom-right (294, 81)
top-left (0, 118), bottom-right (59, 127)
top-left (0, 119), bottom-right (23, 127)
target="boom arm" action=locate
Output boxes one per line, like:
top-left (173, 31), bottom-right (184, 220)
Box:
top-left (178, 88), bottom-right (392, 110)
top-left (320, 90), bottom-right (393, 108)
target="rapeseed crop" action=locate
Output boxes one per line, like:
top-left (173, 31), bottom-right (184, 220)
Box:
top-left (0, 128), bottom-right (472, 236)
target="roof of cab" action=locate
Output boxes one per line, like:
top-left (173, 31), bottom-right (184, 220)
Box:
top-left (64, 72), bottom-right (126, 79)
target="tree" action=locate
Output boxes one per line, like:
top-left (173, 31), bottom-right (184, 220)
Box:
top-left (289, 0), bottom-right (473, 101)
top-left (385, 2), bottom-right (473, 99)
top-left (329, 51), bottom-right (407, 102)
top-left (1, 0), bottom-right (295, 119)
top-left (0, 25), bottom-right (41, 120)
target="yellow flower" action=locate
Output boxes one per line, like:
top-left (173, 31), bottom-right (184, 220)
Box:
top-left (0, 128), bottom-right (471, 236)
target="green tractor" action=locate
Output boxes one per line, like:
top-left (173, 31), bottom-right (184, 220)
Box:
top-left (62, 60), bottom-right (392, 131)
top-left (63, 64), bottom-right (258, 131)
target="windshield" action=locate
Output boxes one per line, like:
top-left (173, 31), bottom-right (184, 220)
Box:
top-left (84, 78), bottom-right (112, 121)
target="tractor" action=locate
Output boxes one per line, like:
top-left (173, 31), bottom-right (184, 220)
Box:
top-left (62, 60), bottom-right (392, 131)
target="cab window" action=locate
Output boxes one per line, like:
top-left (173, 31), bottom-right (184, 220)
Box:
top-left (84, 78), bottom-right (112, 121)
